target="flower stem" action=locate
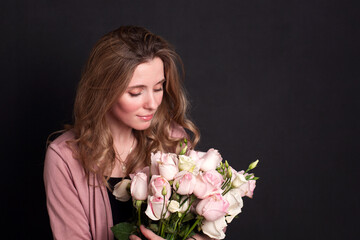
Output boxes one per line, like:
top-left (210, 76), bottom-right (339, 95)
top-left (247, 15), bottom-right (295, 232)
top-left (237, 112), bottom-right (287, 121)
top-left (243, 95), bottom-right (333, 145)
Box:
top-left (158, 197), bottom-right (167, 237)
top-left (137, 206), bottom-right (141, 227)
top-left (135, 200), bottom-right (142, 227)
top-left (221, 177), bottom-right (230, 190)
top-left (222, 185), bottom-right (233, 196)
top-left (182, 217), bottom-right (202, 240)
top-left (177, 195), bottom-right (196, 228)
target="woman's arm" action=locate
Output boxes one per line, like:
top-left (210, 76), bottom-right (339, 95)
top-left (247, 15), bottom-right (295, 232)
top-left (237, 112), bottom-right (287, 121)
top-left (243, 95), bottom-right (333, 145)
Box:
top-left (44, 145), bottom-right (92, 240)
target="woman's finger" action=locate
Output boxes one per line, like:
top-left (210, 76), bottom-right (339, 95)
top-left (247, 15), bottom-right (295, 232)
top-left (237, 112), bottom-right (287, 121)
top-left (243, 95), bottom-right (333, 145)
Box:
top-left (129, 234), bottom-right (141, 240)
top-left (139, 225), bottom-right (165, 240)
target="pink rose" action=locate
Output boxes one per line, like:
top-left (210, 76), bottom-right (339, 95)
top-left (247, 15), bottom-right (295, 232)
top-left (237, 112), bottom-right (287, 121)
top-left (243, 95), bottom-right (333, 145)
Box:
top-left (235, 170), bottom-right (256, 198)
top-left (238, 179), bottom-right (256, 198)
top-left (173, 171), bottom-right (196, 195)
top-left (151, 151), bottom-right (179, 180)
top-left (188, 149), bottom-right (206, 159)
top-left (149, 175), bottom-right (171, 199)
top-left (130, 170), bottom-right (149, 201)
top-left (196, 193), bottom-right (229, 221)
top-left (198, 148), bottom-right (222, 171)
top-left (193, 170), bottom-right (224, 199)
top-left (144, 196), bottom-right (170, 221)
top-left (158, 153), bottom-right (179, 181)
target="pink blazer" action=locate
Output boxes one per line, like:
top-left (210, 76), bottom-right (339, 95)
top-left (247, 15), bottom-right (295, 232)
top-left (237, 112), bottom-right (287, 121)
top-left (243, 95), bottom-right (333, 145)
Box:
top-left (44, 126), bottom-right (186, 240)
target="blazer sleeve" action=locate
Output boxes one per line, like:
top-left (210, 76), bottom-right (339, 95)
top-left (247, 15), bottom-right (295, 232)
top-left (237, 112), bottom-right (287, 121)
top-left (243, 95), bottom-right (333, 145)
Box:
top-left (44, 144), bottom-right (92, 240)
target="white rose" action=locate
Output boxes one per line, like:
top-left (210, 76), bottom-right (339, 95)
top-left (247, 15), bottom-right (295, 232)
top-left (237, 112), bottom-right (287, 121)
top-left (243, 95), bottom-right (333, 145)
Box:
top-left (201, 217), bottom-right (227, 239)
top-left (231, 168), bottom-right (247, 188)
top-left (178, 155), bottom-right (197, 172)
top-left (223, 188), bottom-right (243, 223)
top-left (168, 200), bottom-right (180, 213)
top-left (112, 179), bottom-right (131, 202)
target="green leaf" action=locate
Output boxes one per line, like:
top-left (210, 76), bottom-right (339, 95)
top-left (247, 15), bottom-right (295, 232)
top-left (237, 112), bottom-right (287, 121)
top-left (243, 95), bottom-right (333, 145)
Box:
top-left (111, 222), bottom-right (137, 240)
top-left (245, 174), bottom-right (254, 180)
top-left (182, 212), bottom-right (196, 223)
top-left (165, 225), bottom-right (176, 234)
top-left (178, 224), bottom-right (190, 237)
top-left (149, 223), bottom-right (159, 232)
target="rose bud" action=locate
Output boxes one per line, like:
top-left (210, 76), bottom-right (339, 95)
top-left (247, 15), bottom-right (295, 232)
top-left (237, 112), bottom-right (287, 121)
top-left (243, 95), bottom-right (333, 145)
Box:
top-left (248, 159), bottom-right (259, 170)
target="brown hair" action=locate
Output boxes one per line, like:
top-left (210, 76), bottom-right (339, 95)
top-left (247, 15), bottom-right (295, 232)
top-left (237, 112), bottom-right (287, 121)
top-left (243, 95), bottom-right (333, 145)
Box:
top-left (68, 26), bottom-right (199, 182)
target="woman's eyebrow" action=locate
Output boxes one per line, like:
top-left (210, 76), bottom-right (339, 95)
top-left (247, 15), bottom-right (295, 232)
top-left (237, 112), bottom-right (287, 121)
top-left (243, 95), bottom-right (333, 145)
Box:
top-left (127, 79), bottom-right (166, 89)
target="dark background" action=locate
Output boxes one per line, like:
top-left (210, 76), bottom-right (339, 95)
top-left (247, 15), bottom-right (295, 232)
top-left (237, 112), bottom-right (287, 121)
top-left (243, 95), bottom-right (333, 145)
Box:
top-left (2, 0), bottom-right (359, 239)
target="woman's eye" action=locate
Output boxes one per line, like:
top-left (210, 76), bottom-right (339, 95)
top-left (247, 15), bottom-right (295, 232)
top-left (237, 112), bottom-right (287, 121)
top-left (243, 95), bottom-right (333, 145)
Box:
top-left (154, 83), bottom-right (164, 92)
top-left (129, 92), bottom-right (141, 97)
top-left (129, 90), bottom-right (142, 97)
top-left (154, 87), bottom-right (163, 92)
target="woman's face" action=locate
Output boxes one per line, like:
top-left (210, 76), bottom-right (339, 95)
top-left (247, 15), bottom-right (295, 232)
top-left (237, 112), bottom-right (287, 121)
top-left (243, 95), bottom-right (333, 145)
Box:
top-left (108, 57), bottom-right (165, 131)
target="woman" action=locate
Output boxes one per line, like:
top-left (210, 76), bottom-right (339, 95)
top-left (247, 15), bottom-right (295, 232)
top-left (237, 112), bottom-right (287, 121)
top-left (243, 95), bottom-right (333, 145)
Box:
top-left (44, 26), bottom-right (211, 240)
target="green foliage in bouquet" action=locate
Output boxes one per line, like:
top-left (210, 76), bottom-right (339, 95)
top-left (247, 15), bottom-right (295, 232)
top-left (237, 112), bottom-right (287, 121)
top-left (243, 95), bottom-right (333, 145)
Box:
top-left (111, 222), bottom-right (137, 240)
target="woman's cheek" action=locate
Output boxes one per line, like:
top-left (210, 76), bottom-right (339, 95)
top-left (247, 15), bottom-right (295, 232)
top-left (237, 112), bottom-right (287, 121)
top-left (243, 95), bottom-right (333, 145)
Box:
top-left (155, 92), bottom-right (164, 106)
top-left (117, 96), bottom-right (143, 113)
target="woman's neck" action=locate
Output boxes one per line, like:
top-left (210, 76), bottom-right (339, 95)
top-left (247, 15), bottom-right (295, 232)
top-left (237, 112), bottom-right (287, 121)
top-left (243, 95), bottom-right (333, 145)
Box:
top-left (105, 113), bottom-right (137, 177)
top-left (105, 112), bottom-right (134, 147)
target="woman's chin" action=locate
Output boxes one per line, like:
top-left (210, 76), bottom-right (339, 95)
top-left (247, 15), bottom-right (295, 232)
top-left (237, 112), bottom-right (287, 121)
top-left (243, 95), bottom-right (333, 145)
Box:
top-left (132, 122), bottom-right (152, 131)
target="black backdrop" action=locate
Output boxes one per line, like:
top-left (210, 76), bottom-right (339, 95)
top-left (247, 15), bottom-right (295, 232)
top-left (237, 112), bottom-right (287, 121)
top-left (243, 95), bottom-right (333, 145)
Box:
top-left (2, 0), bottom-right (359, 239)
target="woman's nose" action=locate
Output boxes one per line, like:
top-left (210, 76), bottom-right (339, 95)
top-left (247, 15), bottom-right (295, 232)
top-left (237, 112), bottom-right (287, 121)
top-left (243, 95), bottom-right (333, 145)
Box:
top-left (144, 92), bottom-right (158, 110)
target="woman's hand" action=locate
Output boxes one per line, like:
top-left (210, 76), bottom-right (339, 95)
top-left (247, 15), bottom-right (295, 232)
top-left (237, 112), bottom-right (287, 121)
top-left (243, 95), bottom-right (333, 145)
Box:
top-left (129, 225), bottom-right (165, 240)
top-left (128, 226), bottom-right (218, 240)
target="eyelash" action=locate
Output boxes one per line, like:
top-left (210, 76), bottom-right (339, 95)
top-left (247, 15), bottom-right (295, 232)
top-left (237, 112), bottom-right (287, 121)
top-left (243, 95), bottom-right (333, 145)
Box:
top-left (129, 87), bottom-right (163, 97)
top-left (129, 92), bottom-right (141, 97)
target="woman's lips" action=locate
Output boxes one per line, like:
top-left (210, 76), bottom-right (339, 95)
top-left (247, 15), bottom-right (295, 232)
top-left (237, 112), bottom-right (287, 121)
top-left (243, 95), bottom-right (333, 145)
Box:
top-left (138, 114), bottom-right (153, 121)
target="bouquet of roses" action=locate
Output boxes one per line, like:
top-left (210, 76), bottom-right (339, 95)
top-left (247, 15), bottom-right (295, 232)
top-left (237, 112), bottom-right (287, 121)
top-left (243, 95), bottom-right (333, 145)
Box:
top-left (111, 141), bottom-right (259, 240)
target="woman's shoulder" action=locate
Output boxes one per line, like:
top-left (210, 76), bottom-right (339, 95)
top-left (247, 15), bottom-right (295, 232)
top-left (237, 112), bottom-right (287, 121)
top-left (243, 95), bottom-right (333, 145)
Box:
top-left (45, 130), bottom-right (80, 169)
top-left (48, 130), bottom-right (76, 152)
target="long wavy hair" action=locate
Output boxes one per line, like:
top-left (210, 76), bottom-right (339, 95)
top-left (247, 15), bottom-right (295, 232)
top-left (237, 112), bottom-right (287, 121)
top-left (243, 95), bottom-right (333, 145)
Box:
top-left (67, 26), bottom-right (199, 183)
